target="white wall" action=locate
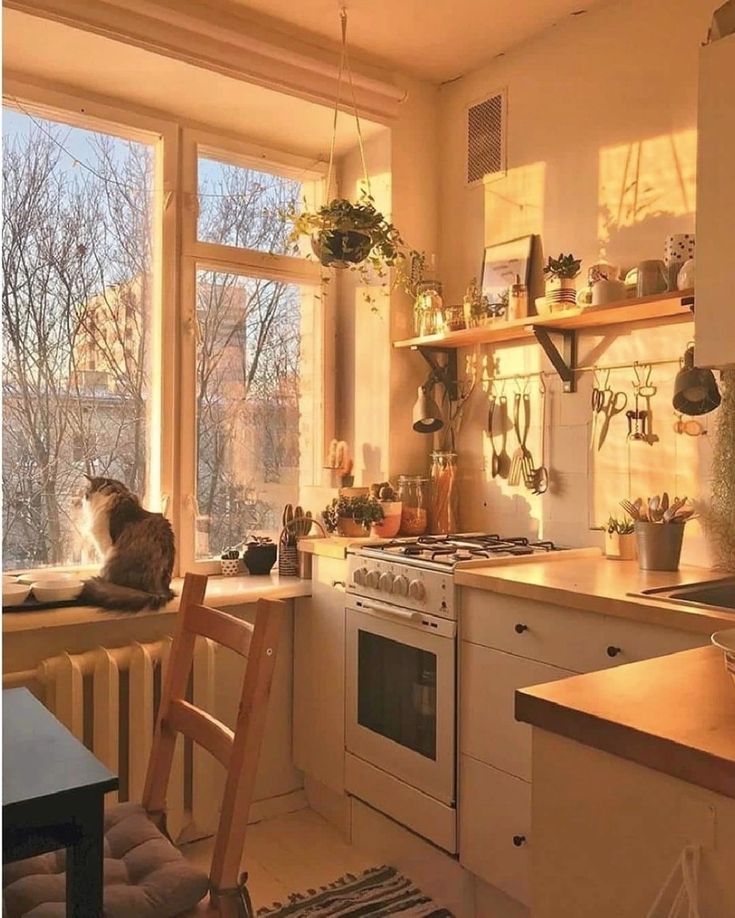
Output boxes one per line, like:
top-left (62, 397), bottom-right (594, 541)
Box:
top-left (435, 0), bottom-right (716, 562)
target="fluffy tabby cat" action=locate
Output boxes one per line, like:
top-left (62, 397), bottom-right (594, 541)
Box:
top-left (81, 476), bottom-right (175, 611)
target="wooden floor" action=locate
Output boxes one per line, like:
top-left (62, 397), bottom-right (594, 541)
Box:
top-left (182, 808), bottom-right (375, 911)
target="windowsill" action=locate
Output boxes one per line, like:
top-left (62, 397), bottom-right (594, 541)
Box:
top-left (2, 574), bottom-right (312, 634)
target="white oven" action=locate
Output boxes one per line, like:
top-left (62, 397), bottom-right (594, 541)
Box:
top-left (344, 555), bottom-right (458, 852)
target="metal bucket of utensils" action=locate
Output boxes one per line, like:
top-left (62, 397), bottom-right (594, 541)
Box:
top-left (635, 522), bottom-right (685, 571)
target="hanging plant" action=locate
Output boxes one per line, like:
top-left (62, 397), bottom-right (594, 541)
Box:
top-left (284, 8), bottom-right (416, 308)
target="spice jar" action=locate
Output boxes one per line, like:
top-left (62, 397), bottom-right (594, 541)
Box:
top-left (442, 303), bottom-right (466, 332)
top-left (508, 274), bottom-right (528, 321)
top-left (413, 282), bottom-right (444, 337)
top-left (397, 475), bottom-right (429, 536)
top-left (429, 451), bottom-right (458, 534)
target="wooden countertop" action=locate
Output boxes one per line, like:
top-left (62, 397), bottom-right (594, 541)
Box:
top-left (456, 557), bottom-right (733, 634)
top-left (2, 573), bottom-right (312, 634)
top-left (516, 645), bottom-right (735, 798)
top-left (298, 536), bottom-right (377, 559)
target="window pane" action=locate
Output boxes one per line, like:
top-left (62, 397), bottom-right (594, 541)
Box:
top-left (2, 107), bottom-right (154, 569)
top-left (195, 270), bottom-right (303, 559)
top-left (197, 155), bottom-right (301, 255)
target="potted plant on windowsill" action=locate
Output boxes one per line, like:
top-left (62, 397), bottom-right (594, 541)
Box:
top-left (543, 253), bottom-right (582, 311)
top-left (322, 494), bottom-right (384, 538)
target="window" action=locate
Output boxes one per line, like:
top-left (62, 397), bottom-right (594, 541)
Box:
top-left (1, 91), bottom-right (329, 576)
top-left (2, 107), bottom-right (154, 569)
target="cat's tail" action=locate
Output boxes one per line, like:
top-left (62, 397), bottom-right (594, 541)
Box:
top-left (81, 577), bottom-right (175, 612)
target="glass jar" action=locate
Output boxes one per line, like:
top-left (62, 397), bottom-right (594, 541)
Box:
top-left (442, 303), bottom-right (466, 332)
top-left (397, 475), bottom-right (429, 536)
top-left (413, 283), bottom-right (444, 337)
top-left (429, 451), bottom-right (458, 534)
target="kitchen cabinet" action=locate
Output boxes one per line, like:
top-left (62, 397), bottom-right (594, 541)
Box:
top-left (293, 556), bottom-right (347, 793)
top-left (458, 587), bottom-right (709, 905)
top-left (696, 31), bottom-right (735, 367)
top-left (460, 755), bottom-right (531, 906)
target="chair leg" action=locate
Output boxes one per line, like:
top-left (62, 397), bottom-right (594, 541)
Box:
top-left (210, 874), bottom-right (254, 918)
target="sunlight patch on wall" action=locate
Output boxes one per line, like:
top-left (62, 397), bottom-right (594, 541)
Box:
top-left (597, 129), bottom-right (697, 249)
top-left (484, 162), bottom-right (546, 247)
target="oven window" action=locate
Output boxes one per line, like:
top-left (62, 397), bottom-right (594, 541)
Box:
top-left (357, 631), bottom-right (437, 760)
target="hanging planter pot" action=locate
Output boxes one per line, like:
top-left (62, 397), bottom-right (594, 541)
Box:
top-left (311, 227), bottom-right (373, 268)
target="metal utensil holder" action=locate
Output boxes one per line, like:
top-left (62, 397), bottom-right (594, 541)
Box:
top-left (635, 521), bottom-right (685, 571)
top-left (279, 516), bottom-right (327, 579)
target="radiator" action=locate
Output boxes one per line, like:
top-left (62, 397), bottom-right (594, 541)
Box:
top-left (8, 638), bottom-right (219, 843)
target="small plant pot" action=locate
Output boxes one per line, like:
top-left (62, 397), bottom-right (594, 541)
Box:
top-left (605, 531), bottom-right (637, 561)
top-left (312, 230), bottom-right (372, 268)
top-left (220, 558), bottom-right (241, 577)
top-left (635, 522), bottom-right (685, 572)
top-left (336, 517), bottom-right (369, 538)
top-left (243, 542), bottom-right (277, 575)
top-left (371, 501), bottom-right (402, 539)
top-left (544, 277), bottom-right (577, 311)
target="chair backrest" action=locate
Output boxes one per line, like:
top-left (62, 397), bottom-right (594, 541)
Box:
top-left (142, 573), bottom-right (285, 897)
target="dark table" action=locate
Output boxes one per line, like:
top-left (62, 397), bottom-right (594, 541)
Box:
top-left (3, 687), bottom-right (119, 917)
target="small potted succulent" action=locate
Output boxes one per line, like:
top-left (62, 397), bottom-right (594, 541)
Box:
top-left (543, 253), bottom-right (582, 310)
top-left (322, 494), bottom-right (384, 538)
top-left (243, 536), bottom-right (277, 575)
top-left (369, 482), bottom-right (403, 538)
top-left (220, 547), bottom-right (241, 577)
top-left (605, 516), bottom-right (637, 561)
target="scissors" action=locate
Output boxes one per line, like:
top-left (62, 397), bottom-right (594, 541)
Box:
top-left (597, 387), bottom-right (628, 450)
top-left (590, 369), bottom-right (610, 449)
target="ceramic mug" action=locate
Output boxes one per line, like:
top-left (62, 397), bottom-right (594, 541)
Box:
top-left (592, 278), bottom-right (627, 306)
top-left (636, 259), bottom-right (668, 297)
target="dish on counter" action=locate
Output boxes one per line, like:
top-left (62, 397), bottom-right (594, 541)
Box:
top-left (17, 570), bottom-right (81, 585)
top-left (30, 579), bottom-right (84, 603)
top-left (2, 583), bottom-right (31, 606)
top-left (711, 629), bottom-right (735, 686)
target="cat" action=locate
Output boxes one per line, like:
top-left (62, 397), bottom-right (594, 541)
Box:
top-left (80, 476), bottom-right (176, 611)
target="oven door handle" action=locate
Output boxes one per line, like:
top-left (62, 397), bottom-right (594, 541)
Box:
top-left (358, 601), bottom-right (423, 623)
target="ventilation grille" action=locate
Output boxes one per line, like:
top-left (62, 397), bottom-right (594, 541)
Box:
top-left (467, 91), bottom-right (505, 185)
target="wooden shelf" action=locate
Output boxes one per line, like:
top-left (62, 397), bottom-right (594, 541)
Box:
top-left (392, 289), bottom-right (694, 350)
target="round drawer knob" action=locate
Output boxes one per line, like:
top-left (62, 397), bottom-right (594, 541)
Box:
top-left (512, 835), bottom-right (527, 847)
top-left (514, 623), bottom-right (528, 634)
top-left (606, 645), bottom-right (622, 658)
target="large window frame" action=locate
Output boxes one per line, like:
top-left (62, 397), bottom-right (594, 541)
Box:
top-left (3, 77), bottom-right (332, 577)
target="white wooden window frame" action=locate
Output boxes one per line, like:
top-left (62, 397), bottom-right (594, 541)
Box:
top-left (2, 79), bottom-right (333, 578)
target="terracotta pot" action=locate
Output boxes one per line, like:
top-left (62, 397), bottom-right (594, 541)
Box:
top-left (336, 516), bottom-right (369, 538)
top-left (312, 230), bottom-right (372, 268)
top-left (605, 531), bottom-right (637, 561)
top-left (371, 501), bottom-right (402, 539)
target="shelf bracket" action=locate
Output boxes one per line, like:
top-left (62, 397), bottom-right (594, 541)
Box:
top-left (531, 327), bottom-right (577, 393)
top-left (413, 345), bottom-right (459, 401)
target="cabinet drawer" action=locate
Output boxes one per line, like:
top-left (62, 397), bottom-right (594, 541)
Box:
top-left (460, 643), bottom-right (572, 780)
top-left (459, 755), bottom-right (531, 906)
top-left (461, 589), bottom-right (707, 673)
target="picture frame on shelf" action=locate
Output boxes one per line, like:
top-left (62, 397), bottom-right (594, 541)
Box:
top-left (481, 234), bottom-right (535, 308)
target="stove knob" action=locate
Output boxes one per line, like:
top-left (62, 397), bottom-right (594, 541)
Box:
top-left (393, 574), bottom-right (409, 597)
top-left (353, 567), bottom-right (368, 586)
top-left (379, 572), bottom-right (394, 593)
top-left (366, 570), bottom-right (380, 590)
top-left (408, 579), bottom-right (425, 601)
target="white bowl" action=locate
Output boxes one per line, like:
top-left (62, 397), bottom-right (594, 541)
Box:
top-left (30, 580), bottom-right (84, 603)
top-left (3, 583), bottom-right (31, 606)
top-left (711, 629), bottom-right (735, 684)
top-left (18, 570), bottom-right (80, 585)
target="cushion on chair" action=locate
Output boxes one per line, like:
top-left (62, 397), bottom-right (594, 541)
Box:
top-left (3, 802), bottom-right (210, 918)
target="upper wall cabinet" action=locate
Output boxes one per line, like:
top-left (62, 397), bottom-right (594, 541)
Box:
top-left (696, 32), bottom-right (735, 368)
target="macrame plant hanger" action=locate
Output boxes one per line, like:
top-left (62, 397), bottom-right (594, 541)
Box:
top-left (324, 7), bottom-right (372, 202)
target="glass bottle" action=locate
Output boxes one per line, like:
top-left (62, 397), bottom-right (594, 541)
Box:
top-left (397, 475), bottom-right (429, 535)
top-left (428, 451), bottom-right (458, 534)
top-left (414, 281), bottom-right (444, 337)
top-left (508, 274), bottom-right (528, 321)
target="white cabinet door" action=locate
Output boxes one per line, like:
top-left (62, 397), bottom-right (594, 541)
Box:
top-left (293, 556), bottom-right (347, 792)
top-left (696, 32), bottom-right (735, 368)
top-left (460, 755), bottom-right (531, 906)
top-left (460, 642), bottom-right (573, 781)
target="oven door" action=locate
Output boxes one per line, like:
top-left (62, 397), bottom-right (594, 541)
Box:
top-left (345, 597), bottom-right (456, 805)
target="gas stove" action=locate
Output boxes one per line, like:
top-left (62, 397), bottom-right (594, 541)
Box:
top-left (356, 532), bottom-right (567, 571)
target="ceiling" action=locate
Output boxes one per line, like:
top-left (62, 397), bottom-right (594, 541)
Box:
top-left (3, 9), bottom-right (386, 160)
top-left (226, 0), bottom-right (603, 83)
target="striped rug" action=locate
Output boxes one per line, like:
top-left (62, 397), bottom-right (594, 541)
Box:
top-left (256, 865), bottom-right (453, 917)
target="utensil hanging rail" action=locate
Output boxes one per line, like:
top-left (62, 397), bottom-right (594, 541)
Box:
top-left (574, 357), bottom-right (681, 374)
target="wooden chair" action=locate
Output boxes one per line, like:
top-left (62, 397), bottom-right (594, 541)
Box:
top-left (144, 573), bottom-right (286, 917)
top-left (3, 573), bottom-right (285, 918)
